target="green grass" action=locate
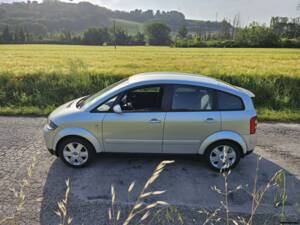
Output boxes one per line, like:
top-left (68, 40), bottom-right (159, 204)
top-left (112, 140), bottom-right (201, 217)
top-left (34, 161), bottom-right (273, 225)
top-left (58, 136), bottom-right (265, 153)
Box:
top-left (0, 45), bottom-right (299, 121)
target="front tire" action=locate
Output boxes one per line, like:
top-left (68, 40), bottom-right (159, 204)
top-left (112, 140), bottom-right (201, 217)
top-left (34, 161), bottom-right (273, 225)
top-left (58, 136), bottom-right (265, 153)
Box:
top-left (205, 141), bottom-right (241, 172)
top-left (57, 137), bottom-right (95, 168)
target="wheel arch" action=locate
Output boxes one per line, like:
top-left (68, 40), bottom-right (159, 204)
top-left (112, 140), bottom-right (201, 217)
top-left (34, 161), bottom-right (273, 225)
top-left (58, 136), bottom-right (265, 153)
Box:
top-left (198, 131), bottom-right (247, 155)
top-left (53, 127), bottom-right (103, 153)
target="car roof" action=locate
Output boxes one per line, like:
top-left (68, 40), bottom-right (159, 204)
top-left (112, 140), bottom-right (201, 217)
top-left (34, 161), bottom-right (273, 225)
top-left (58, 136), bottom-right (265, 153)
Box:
top-left (129, 72), bottom-right (219, 85)
top-left (128, 72), bottom-right (254, 97)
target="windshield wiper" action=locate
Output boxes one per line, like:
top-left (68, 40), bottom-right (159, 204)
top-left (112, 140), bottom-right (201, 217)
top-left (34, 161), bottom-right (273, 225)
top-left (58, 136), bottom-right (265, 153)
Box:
top-left (76, 96), bottom-right (90, 109)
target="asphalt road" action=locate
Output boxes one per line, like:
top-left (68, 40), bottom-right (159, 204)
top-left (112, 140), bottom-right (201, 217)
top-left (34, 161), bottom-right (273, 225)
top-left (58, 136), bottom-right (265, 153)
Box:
top-left (0, 117), bottom-right (300, 225)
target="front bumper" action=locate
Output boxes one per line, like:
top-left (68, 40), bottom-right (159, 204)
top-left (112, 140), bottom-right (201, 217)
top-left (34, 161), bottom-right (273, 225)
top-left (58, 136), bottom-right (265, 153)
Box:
top-left (43, 124), bottom-right (57, 154)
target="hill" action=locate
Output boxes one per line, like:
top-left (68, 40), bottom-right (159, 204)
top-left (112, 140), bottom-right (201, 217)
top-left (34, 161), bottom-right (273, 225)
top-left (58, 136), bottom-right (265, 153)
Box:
top-left (0, 0), bottom-right (231, 34)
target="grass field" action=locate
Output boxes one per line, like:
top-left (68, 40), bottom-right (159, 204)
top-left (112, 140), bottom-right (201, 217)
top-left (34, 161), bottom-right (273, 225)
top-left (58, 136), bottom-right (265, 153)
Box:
top-left (1, 45), bottom-right (299, 77)
top-left (0, 45), bottom-right (300, 121)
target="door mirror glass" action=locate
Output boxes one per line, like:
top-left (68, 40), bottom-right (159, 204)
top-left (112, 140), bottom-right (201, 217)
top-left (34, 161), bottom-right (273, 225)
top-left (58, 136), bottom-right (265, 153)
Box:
top-left (113, 104), bottom-right (122, 114)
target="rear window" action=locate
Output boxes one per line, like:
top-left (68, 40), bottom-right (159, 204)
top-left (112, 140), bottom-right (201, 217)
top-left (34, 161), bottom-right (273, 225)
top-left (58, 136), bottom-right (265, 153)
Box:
top-left (217, 91), bottom-right (244, 111)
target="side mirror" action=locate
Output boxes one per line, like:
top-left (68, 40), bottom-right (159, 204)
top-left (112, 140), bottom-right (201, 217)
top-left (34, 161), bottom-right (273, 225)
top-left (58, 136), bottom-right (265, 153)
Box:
top-left (113, 104), bottom-right (122, 114)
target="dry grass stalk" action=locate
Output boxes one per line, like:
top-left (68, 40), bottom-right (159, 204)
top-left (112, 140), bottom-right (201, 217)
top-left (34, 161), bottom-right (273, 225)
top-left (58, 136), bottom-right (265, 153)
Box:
top-left (0, 154), bottom-right (38, 225)
top-left (55, 178), bottom-right (72, 225)
top-left (199, 155), bottom-right (287, 225)
top-left (108, 160), bottom-right (174, 225)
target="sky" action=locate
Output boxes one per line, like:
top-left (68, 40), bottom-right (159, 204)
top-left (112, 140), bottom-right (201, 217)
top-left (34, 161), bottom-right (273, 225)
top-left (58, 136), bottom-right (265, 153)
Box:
top-left (1, 0), bottom-right (299, 24)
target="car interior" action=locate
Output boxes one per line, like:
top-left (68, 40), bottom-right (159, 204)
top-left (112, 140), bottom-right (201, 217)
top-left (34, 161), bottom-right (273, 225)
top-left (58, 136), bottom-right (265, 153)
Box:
top-left (119, 86), bottom-right (163, 112)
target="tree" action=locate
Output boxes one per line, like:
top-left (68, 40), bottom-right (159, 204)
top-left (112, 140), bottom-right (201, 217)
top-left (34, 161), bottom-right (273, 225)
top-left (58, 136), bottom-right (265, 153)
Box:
top-left (132, 32), bottom-right (145, 45)
top-left (177, 25), bottom-right (188, 38)
top-left (145, 22), bottom-right (171, 46)
top-left (15, 27), bottom-right (26, 42)
top-left (1, 25), bottom-right (13, 43)
top-left (82, 27), bottom-right (110, 45)
top-left (219, 19), bottom-right (232, 40)
top-left (235, 23), bottom-right (280, 47)
top-left (114, 28), bottom-right (131, 45)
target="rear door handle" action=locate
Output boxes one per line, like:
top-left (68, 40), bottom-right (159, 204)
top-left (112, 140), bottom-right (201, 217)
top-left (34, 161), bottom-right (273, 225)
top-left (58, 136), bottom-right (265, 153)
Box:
top-left (205, 118), bottom-right (215, 122)
top-left (149, 118), bottom-right (161, 124)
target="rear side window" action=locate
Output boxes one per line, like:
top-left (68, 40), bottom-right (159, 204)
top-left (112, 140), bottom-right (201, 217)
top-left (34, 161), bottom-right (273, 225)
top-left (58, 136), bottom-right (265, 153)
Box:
top-left (172, 85), bottom-right (214, 111)
top-left (217, 91), bottom-right (244, 111)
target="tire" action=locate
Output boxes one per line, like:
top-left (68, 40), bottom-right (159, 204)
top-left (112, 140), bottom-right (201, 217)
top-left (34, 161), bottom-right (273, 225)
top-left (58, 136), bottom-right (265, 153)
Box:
top-left (204, 141), bottom-right (242, 172)
top-left (57, 137), bottom-right (95, 168)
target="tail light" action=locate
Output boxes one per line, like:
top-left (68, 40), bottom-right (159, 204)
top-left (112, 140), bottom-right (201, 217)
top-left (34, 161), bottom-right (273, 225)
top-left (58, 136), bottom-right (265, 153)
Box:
top-left (250, 116), bottom-right (257, 134)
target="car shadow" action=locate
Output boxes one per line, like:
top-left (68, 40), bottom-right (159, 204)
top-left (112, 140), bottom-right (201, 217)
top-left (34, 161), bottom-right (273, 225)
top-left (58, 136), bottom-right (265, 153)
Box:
top-left (40, 153), bottom-right (300, 225)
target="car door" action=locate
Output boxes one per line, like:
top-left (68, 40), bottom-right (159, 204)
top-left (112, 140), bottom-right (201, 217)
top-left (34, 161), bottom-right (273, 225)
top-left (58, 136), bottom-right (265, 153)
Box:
top-left (163, 84), bottom-right (221, 154)
top-left (102, 85), bottom-right (166, 153)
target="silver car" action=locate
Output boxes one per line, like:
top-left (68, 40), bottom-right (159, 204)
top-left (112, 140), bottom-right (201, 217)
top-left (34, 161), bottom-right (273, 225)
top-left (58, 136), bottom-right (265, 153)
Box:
top-left (43, 72), bottom-right (257, 171)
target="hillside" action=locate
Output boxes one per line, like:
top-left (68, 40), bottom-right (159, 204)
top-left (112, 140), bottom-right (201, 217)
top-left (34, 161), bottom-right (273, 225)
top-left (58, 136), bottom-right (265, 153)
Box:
top-left (0, 0), bottom-right (231, 34)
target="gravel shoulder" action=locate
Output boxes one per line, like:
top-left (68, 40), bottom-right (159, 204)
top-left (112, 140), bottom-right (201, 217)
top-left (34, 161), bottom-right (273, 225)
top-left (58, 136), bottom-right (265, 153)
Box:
top-left (0, 117), bottom-right (299, 225)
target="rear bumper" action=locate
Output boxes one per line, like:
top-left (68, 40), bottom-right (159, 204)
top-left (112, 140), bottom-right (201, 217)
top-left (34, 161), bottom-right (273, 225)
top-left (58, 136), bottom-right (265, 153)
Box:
top-left (243, 134), bottom-right (257, 153)
top-left (243, 149), bottom-right (254, 157)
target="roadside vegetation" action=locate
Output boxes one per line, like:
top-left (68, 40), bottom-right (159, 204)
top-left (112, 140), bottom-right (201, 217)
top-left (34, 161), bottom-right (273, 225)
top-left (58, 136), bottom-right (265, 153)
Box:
top-left (0, 45), bottom-right (299, 121)
top-left (52, 158), bottom-right (289, 225)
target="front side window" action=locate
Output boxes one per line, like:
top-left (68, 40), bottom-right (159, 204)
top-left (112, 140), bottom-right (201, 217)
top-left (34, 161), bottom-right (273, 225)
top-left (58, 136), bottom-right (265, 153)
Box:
top-left (171, 85), bottom-right (214, 111)
top-left (119, 86), bottom-right (163, 112)
top-left (217, 91), bottom-right (244, 111)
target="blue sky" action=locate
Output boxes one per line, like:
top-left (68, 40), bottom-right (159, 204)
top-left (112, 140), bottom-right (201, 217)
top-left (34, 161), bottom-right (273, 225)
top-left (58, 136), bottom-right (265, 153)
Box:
top-left (1, 0), bottom-right (299, 24)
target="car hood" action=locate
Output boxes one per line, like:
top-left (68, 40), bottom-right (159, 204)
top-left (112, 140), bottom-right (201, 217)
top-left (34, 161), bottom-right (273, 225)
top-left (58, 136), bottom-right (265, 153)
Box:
top-left (49, 97), bottom-right (83, 123)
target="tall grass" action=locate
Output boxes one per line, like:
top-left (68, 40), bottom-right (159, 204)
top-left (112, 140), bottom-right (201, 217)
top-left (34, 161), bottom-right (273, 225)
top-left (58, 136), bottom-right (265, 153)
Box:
top-left (0, 72), bottom-right (299, 120)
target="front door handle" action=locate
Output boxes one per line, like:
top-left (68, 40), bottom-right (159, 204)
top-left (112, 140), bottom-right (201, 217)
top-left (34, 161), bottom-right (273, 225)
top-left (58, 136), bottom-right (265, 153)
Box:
top-left (149, 118), bottom-right (161, 124)
top-left (205, 118), bottom-right (215, 122)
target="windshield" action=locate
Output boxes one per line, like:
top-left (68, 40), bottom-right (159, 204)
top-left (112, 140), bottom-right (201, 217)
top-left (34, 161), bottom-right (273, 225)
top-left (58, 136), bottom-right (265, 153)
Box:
top-left (77, 78), bottom-right (128, 108)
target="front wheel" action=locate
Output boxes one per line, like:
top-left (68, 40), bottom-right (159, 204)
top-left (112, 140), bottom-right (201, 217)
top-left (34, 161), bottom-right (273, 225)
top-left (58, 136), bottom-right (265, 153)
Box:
top-left (205, 141), bottom-right (241, 171)
top-left (58, 137), bottom-right (95, 168)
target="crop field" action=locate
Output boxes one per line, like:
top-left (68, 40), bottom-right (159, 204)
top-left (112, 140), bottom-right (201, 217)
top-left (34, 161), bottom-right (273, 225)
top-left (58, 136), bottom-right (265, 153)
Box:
top-left (0, 45), bottom-right (300, 121)
top-left (0, 45), bottom-right (300, 76)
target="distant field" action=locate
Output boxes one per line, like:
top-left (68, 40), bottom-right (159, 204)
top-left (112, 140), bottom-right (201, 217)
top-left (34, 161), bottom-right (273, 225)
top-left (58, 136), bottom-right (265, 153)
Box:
top-left (0, 45), bottom-right (299, 77)
top-left (0, 45), bottom-right (300, 121)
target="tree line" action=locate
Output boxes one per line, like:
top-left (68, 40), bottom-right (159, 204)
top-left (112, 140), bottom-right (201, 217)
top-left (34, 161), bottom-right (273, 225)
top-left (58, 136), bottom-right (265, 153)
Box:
top-left (0, 22), bottom-right (171, 46)
top-left (0, 16), bottom-right (299, 48)
top-left (174, 17), bottom-right (300, 48)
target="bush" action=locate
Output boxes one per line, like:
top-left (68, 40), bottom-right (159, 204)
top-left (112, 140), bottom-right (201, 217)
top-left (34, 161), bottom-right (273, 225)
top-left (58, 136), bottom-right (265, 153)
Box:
top-left (0, 73), bottom-right (299, 112)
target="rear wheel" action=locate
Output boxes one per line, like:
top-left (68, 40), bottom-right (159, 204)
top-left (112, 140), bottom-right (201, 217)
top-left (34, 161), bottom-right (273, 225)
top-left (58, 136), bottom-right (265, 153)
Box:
top-left (58, 137), bottom-right (95, 168)
top-left (205, 141), bottom-right (241, 171)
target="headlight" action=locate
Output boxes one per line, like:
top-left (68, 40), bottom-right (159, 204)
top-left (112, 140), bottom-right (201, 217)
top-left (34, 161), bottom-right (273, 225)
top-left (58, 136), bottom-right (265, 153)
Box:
top-left (46, 119), bottom-right (58, 130)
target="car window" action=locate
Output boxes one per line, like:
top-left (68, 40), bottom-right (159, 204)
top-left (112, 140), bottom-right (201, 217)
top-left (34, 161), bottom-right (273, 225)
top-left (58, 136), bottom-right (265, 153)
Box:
top-left (80, 78), bottom-right (128, 109)
top-left (217, 91), bottom-right (244, 110)
top-left (172, 85), bottom-right (214, 111)
top-left (97, 96), bottom-right (118, 112)
top-left (119, 86), bottom-right (163, 112)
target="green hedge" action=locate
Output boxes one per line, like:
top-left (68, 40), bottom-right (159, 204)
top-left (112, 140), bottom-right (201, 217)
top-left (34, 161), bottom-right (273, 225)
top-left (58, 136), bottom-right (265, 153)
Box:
top-left (0, 73), bottom-right (299, 116)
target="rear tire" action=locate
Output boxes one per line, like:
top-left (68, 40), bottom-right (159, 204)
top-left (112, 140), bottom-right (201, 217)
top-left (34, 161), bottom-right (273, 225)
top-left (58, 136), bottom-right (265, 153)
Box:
top-left (57, 137), bottom-right (95, 168)
top-left (204, 141), bottom-right (241, 172)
